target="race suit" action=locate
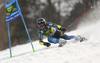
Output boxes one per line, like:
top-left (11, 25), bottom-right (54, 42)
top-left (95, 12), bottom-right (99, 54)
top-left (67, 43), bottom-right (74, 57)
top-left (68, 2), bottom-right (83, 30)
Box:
top-left (38, 22), bottom-right (75, 43)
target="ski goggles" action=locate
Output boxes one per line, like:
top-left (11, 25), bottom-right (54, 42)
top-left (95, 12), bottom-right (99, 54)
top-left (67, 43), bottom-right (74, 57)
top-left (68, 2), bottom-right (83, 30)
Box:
top-left (37, 20), bottom-right (44, 24)
top-left (38, 23), bottom-right (45, 27)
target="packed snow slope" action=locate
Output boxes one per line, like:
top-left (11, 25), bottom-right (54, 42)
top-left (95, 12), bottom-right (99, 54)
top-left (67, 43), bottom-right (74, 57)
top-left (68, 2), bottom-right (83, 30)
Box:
top-left (1, 3), bottom-right (100, 63)
top-left (0, 22), bottom-right (100, 63)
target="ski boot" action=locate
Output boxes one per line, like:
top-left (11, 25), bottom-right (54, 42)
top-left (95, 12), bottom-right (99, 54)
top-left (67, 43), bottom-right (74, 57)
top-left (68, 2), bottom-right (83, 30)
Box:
top-left (76, 35), bottom-right (87, 42)
top-left (58, 38), bottom-right (66, 47)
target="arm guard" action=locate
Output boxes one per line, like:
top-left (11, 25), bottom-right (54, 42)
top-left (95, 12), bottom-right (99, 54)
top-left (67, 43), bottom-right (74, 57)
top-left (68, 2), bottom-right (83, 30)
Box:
top-left (57, 25), bottom-right (62, 30)
top-left (38, 30), bottom-right (43, 42)
top-left (47, 22), bottom-right (62, 29)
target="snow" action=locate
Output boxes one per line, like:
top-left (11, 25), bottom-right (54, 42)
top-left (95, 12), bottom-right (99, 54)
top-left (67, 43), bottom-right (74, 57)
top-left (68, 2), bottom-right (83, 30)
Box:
top-left (0, 22), bottom-right (100, 63)
top-left (1, 16), bottom-right (100, 63)
top-left (27, 0), bottom-right (82, 18)
top-left (54, 0), bottom-right (83, 16)
top-left (1, 1), bottom-right (100, 63)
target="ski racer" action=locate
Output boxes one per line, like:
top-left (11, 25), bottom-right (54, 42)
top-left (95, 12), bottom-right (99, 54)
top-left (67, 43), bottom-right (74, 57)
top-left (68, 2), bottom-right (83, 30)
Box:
top-left (37, 18), bottom-right (85, 47)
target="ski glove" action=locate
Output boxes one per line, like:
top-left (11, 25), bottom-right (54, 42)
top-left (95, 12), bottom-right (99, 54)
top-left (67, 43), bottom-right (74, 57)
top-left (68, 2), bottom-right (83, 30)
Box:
top-left (40, 42), bottom-right (51, 47)
top-left (57, 25), bottom-right (66, 32)
top-left (60, 27), bottom-right (66, 32)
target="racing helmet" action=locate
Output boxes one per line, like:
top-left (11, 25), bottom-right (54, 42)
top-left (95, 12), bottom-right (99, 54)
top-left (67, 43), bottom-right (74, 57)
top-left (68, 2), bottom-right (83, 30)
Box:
top-left (37, 18), bottom-right (46, 27)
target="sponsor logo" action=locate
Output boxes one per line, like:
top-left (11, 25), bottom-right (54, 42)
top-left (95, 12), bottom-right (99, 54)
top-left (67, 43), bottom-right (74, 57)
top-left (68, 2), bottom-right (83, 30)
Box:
top-left (6, 12), bottom-right (20, 22)
top-left (6, 2), bottom-right (18, 16)
top-left (46, 30), bottom-right (51, 35)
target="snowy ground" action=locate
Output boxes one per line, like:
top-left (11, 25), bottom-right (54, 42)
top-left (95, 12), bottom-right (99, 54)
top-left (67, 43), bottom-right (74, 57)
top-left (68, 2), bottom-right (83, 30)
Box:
top-left (0, 21), bottom-right (100, 63)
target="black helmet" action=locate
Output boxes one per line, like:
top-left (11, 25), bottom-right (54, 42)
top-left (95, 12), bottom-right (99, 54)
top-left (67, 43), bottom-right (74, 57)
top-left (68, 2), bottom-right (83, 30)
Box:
top-left (37, 18), bottom-right (46, 27)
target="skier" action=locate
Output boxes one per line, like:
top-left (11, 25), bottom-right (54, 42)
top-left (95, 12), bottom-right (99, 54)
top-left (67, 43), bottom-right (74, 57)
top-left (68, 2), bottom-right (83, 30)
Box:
top-left (37, 18), bottom-right (86, 47)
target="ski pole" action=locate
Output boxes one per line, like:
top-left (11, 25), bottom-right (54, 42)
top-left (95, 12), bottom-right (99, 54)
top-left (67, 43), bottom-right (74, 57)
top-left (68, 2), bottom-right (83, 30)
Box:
top-left (66, 7), bottom-right (93, 30)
